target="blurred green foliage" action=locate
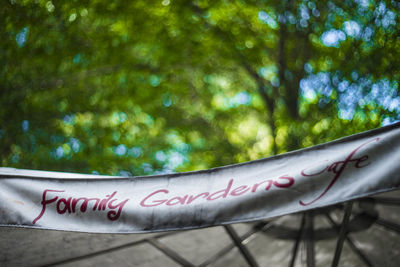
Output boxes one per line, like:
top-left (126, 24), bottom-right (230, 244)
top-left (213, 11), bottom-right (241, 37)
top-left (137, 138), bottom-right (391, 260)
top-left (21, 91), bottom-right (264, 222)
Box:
top-left (1, 0), bottom-right (399, 176)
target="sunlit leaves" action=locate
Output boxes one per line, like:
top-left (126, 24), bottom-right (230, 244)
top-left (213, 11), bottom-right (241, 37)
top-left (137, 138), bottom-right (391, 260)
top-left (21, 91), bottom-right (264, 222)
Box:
top-left (1, 0), bottom-right (399, 176)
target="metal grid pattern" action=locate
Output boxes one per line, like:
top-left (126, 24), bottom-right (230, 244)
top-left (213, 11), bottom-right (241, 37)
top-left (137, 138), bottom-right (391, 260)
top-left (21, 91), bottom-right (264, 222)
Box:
top-left (35, 194), bottom-right (400, 267)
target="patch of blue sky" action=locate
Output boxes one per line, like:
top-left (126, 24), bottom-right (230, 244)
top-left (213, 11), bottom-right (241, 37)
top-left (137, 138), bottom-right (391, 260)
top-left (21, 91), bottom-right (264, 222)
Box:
top-left (338, 83), bottom-right (362, 120)
top-left (22, 120), bottom-right (29, 132)
top-left (300, 72), bottom-right (332, 100)
top-left (299, 4), bottom-right (310, 20)
top-left (55, 146), bottom-right (64, 159)
top-left (374, 2), bottom-right (397, 28)
top-left (333, 77), bottom-right (399, 120)
top-left (258, 11), bottom-right (278, 29)
top-left (379, 10), bottom-right (396, 28)
top-left (361, 27), bottom-right (374, 41)
top-left (355, 0), bottom-right (370, 9)
top-left (321, 29), bottom-right (346, 47)
top-left (259, 66), bottom-right (280, 86)
top-left (307, 2), bottom-right (320, 17)
top-left (259, 66), bottom-right (277, 79)
top-left (351, 71), bottom-right (359, 81)
top-left (343, 21), bottom-right (361, 38)
top-left (338, 108), bottom-right (355, 120)
top-left (155, 150), bottom-right (167, 162)
top-left (141, 163), bottom-right (153, 174)
top-left (115, 144), bottom-right (127, 156)
top-left (389, 98), bottom-right (400, 112)
top-left (215, 91), bottom-right (252, 110)
top-left (165, 151), bottom-right (185, 170)
top-left (299, 4), bottom-right (310, 27)
top-left (382, 117), bottom-right (400, 126)
top-left (317, 72), bottom-right (331, 86)
top-left (271, 77), bottom-right (280, 87)
top-left (231, 92), bottom-right (251, 106)
top-left (338, 80), bottom-right (349, 93)
top-left (366, 80), bottom-right (399, 110)
top-left (155, 149), bottom-right (189, 172)
top-left (16, 27), bottom-right (28, 47)
top-left (70, 138), bottom-right (80, 152)
top-left (154, 167), bottom-right (174, 175)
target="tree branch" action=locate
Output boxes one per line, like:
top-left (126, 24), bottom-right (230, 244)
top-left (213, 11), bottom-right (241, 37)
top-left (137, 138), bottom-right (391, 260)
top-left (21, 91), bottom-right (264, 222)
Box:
top-left (190, 2), bottom-right (278, 155)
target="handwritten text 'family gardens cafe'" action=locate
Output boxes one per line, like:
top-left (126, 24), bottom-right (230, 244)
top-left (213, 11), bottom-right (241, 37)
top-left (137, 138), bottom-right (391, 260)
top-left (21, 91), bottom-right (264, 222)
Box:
top-left (1, 123), bottom-right (399, 233)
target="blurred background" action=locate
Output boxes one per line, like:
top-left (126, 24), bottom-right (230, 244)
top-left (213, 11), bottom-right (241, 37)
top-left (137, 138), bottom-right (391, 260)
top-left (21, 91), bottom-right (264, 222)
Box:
top-left (1, 0), bottom-right (399, 176)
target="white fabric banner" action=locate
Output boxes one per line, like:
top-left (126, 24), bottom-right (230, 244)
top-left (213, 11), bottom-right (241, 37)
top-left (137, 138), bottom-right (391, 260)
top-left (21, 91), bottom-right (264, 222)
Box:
top-left (1, 123), bottom-right (399, 233)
